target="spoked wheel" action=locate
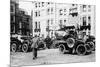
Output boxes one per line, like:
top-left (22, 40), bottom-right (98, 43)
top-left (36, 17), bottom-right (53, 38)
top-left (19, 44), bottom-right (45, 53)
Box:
top-left (87, 42), bottom-right (95, 51)
top-left (38, 41), bottom-right (46, 49)
top-left (59, 44), bottom-right (66, 54)
top-left (85, 44), bottom-right (91, 53)
top-left (22, 43), bottom-right (28, 53)
top-left (11, 42), bottom-right (17, 52)
top-left (76, 44), bottom-right (87, 55)
top-left (66, 38), bottom-right (75, 48)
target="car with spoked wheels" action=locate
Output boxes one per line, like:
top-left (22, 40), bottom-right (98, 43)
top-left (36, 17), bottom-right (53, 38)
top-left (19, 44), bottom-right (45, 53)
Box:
top-left (10, 34), bottom-right (33, 53)
top-left (56, 29), bottom-right (95, 55)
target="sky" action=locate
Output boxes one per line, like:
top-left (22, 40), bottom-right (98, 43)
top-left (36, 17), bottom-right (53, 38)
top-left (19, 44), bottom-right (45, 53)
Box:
top-left (19, 1), bottom-right (33, 15)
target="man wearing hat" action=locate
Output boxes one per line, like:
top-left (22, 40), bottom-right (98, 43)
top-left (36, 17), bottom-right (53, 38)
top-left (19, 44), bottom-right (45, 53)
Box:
top-left (31, 36), bottom-right (40, 59)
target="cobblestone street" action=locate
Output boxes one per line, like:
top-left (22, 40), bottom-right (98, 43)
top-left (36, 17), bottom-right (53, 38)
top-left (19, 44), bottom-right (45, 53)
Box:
top-left (10, 49), bottom-right (95, 67)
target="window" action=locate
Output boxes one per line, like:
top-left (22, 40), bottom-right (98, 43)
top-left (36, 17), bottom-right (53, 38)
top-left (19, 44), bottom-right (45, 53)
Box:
top-left (83, 16), bottom-right (86, 26)
top-left (64, 9), bottom-right (66, 12)
top-left (47, 8), bottom-right (50, 15)
top-left (88, 16), bottom-right (91, 20)
top-left (42, 2), bottom-right (44, 7)
top-left (47, 8), bottom-right (54, 15)
top-left (35, 21), bottom-right (37, 29)
top-left (88, 5), bottom-right (91, 8)
top-left (37, 21), bottom-right (40, 29)
top-left (64, 19), bottom-right (66, 24)
top-left (83, 5), bottom-right (86, 8)
top-left (39, 22), bottom-right (41, 32)
top-left (19, 22), bottom-right (22, 29)
top-left (51, 19), bottom-right (53, 25)
top-left (39, 11), bottom-right (40, 16)
top-left (11, 15), bottom-right (13, 22)
top-left (59, 20), bottom-right (63, 28)
top-left (39, 2), bottom-right (40, 7)
top-left (37, 22), bottom-right (39, 29)
top-left (88, 5), bottom-right (91, 12)
top-left (26, 18), bottom-right (29, 22)
top-left (11, 4), bottom-right (15, 12)
top-left (60, 20), bottom-right (62, 24)
top-left (64, 9), bottom-right (66, 15)
top-left (11, 24), bottom-right (15, 33)
top-left (48, 2), bottom-right (50, 5)
top-left (64, 19), bottom-right (66, 22)
top-left (35, 11), bottom-right (40, 17)
top-left (35, 3), bottom-right (37, 8)
top-left (72, 4), bottom-right (75, 6)
top-left (46, 20), bottom-right (50, 32)
top-left (47, 20), bottom-right (50, 26)
top-left (48, 8), bottom-right (50, 12)
top-left (35, 11), bottom-right (37, 17)
top-left (88, 16), bottom-right (91, 23)
top-left (39, 22), bottom-right (40, 29)
top-left (72, 4), bottom-right (77, 6)
top-left (51, 8), bottom-right (53, 14)
top-left (18, 22), bottom-right (22, 34)
top-left (35, 21), bottom-right (40, 32)
top-left (11, 15), bottom-right (15, 22)
top-left (59, 9), bottom-right (63, 15)
top-left (83, 5), bottom-right (86, 12)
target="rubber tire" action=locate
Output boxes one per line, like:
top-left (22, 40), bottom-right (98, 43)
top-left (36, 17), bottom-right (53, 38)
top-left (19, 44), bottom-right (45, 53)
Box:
top-left (76, 44), bottom-right (87, 55)
top-left (66, 38), bottom-right (75, 48)
top-left (22, 43), bottom-right (28, 53)
top-left (38, 42), bottom-right (46, 49)
top-left (11, 42), bottom-right (17, 52)
top-left (85, 44), bottom-right (91, 53)
top-left (87, 42), bottom-right (95, 51)
top-left (59, 44), bottom-right (66, 54)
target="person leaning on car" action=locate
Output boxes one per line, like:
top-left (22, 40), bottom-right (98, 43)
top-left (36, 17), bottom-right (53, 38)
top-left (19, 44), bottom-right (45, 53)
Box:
top-left (31, 36), bottom-right (40, 60)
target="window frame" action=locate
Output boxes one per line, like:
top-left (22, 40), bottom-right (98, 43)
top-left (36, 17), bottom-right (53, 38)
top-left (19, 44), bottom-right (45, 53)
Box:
top-left (83, 16), bottom-right (87, 26)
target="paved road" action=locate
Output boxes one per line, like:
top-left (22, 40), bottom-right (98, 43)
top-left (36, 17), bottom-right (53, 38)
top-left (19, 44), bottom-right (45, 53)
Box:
top-left (10, 49), bottom-right (95, 67)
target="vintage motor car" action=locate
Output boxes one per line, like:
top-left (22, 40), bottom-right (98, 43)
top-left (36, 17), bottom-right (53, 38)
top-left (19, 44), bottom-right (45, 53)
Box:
top-left (10, 34), bottom-right (33, 52)
top-left (57, 30), bottom-right (95, 55)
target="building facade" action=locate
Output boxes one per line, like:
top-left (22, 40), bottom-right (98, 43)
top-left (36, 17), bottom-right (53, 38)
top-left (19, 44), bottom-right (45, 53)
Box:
top-left (10, 0), bottom-right (32, 36)
top-left (79, 5), bottom-right (95, 36)
top-left (55, 3), bottom-right (70, 28)
top-left (10, 0), bottom-right (19, 34)
top-left (32, 1), bottom-right (56, 38)
top-left (32, 1), bottom-right (95, 38)
top-left (68, 4), bottom-right (80, 27)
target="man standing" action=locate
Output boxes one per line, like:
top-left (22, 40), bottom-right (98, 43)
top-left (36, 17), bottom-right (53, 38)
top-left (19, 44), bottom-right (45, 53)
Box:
top-left (31, 36), bottom-right (40, 60)
top-left (44, 36), bottom-right (52, 49)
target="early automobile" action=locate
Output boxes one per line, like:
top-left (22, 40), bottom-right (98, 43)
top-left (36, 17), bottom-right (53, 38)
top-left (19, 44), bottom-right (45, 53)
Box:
top-left (10, 34), bottom-right (33, 52)
top-left (55, 29), bottom-right (95, 55)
